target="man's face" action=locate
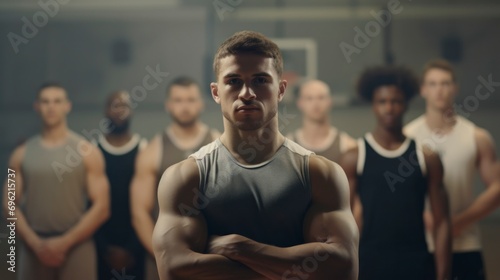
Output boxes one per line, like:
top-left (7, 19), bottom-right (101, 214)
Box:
top-left (106, 93), bottom-right (132, 134)
top-left (211, 53), bottom-right (286, 131)
top-left (372, 85), bottom-right (407, 130)
top-left (166, 85), bottom-right (204, 127)
top-left (421, 68), bottom-right (457, 111)
top-left (297, 81), bottom-right (332, 122)
top-left (35, 87), bottom-right (71, 127)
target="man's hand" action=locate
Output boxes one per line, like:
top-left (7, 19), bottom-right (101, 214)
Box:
top-left (451, 215), bottom-right (469, 238)
top-left (208, 234), bottom-right (256, 258)
top-left (34, 237), bottom-right (70, 267)
top-left (105, 245), bottom-right (136, 270)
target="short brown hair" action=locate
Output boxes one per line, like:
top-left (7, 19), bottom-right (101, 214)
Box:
top-left (213, 30), bottom-right (283, 78)
top-left (166, 76), bottom-right (199, 97)
top-left (36, 82), bottom-right (66, 99)
top-left (421, 59), bottom-right (456, 83)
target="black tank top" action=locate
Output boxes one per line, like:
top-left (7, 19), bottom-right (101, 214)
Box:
top-left (358, 134), bottom-right (435, 280)
top-left (96, 135), bottom-right (144, 245)
top-left (357, 135), bottom-right (428, 254)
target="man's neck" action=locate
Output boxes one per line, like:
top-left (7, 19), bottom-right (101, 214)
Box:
top-left (424, 105), bottom-right (457, 132)
top-left (105, 131), bottom-right (133, 147)
top-left (371, 125), bottom-right (405, 150)
top-left (41, 122), bottom-right (69, 145)
top-left (169, 121), bottom-right (204, 139)
top-left (220, 118), bottom-right (284, 165)
top-left (301, 117), bottom-right (331, 138)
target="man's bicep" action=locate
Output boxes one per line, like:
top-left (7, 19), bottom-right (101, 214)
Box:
top-left (131, 148), bottom-right (158, 211)
top-left (154, 159), bottom-right (207, 254)
top-left (475, 128), bottom-right (498, 185)
top-left (304, 157), bottom-right (358, 247)
top-left (84, 145), bottom-right (109, 203)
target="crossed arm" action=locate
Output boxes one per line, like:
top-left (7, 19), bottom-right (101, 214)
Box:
top-left (152, 156), bottom-right (359, 280)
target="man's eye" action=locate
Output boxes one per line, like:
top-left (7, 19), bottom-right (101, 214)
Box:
top-left (227, 79), bottom-right (242, 85)
top-left (253, 77), bottom-right (267, 85)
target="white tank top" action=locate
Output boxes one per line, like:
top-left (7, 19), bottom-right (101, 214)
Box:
top-left (404, 115), bottom-right (480, 252)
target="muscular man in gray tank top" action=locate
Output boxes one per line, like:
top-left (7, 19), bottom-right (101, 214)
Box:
top-left (130, 77), bottom-right (219, 280)
top-left (2, 83), bottom-right (110, 280)
top-left (152, 31), bottom-right (359, 280)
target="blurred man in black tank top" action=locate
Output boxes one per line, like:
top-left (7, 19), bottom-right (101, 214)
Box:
top-left (130, 77), bottom-right (219, 280)
top-left (340, 66), bottom-right (452, 280)
top-left (288, 79), bottom-right (356, 162)
top-left (94, 91), bottom-right (147, 280)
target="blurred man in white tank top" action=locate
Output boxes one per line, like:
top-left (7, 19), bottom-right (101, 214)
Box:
top-left (405, 59), bottom-right (500, 280)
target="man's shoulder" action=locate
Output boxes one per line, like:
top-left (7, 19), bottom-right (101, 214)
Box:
top-left (283, 137), bottom-right (314, 157)
top-left (189, 139), bottom-right (221, 160)
top-left (404, 115), bottom-right (426, 136)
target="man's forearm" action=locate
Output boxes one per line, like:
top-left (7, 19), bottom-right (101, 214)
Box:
top-left (11, 209), bottom-right (40, 249)
top-left (161, 251), bottom-right (265, 280)
top-left (61, 201), bottom-right (108, 249)
top-left (133, 212), bottom-right (155, 255)
top-left (455, 182), bottom-right (500, 229)
top-left (433, 220), bottom-right (451, 280)
top-left (221, 239), bottom-right (356, 280)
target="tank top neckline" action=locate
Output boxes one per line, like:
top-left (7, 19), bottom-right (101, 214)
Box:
top-left (98, 134), bottom-right (141, 155)
top-left (365, 132), bottom-right (411, 158)
top-left (215, 138), bottom-right (287, 169)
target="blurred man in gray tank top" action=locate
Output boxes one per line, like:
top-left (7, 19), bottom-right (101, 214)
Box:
top-left (152, 31), bottom-right (359, 280)
top-left (288, 79), bottom-right (356, 162)
top-left (2, 83), bottom-right (110, 280)
top-left (130, 77), bottom-right (219, 280)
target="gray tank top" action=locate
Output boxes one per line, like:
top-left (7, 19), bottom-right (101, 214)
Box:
top-left (289, 128), bottom-right (342, 162)
top-left (189, 138), bottom-right (314, 247)
top-left (21, 131), bottom-right (87, 234)
top-left (158, 128), bottom-right (214, 181)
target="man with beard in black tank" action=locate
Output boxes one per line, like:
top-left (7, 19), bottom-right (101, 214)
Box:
top-left (340, 66), bottom-right (452, 280)
top-left (94, 91), bottom-right (147, 280)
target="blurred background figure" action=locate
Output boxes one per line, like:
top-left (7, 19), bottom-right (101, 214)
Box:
top-left (288, 79), bottom-right (356, 162)
top-left (130, 76), bottom-right (220, 280)
top-left (93, 91), bottom-right (147, 280)
top-left (341, 66), bottom-right (451, 280)
top-left (2, 83), bottom-right (110, 280)
top-left (405, 59), bottom-right (500, 280)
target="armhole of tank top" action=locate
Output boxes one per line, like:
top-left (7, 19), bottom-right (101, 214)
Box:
top-left (415, 142), bottom-right (427, 176)
top-left (157, 134), bottom-right (164, 173)
top-left (193, 158), bottom-right (204, 192)
top-left (356, 138), bottom-right (365, 176)
top-left (304, 154), bottom-right (312, 197)
top-left (139, 138), bottom-right (148, 151)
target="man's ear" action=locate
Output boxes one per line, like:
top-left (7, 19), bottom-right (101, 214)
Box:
top-left (164, 98), bottom-right (169, 113)
top-left (211, 82), bottom-right (221, 104)
top-left (278, 79), bottom-right (288, 102)
top-left (33, 101), bottom-right (40, 113)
